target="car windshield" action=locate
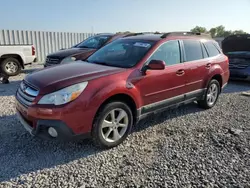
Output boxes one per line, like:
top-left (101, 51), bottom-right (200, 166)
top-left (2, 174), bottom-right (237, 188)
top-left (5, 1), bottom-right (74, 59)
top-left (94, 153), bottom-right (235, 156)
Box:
top-left (74, 35), bottom-right (111, 49)
top-left (86, 39), bottom-right (155, 68)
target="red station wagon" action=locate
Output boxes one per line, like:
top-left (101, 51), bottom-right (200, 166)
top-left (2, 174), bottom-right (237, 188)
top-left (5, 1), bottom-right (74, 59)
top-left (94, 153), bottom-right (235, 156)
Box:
top-left (15, 32), bottom-right (229, 148)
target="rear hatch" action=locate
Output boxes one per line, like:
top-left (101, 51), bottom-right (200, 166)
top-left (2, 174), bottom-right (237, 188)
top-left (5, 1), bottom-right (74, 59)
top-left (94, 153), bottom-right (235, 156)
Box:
top-left (222, 34), bottom-right (250, 70)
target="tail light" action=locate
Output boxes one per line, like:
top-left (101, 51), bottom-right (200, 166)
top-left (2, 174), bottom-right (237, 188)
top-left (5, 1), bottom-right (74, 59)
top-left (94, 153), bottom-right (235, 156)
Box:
top-left (225, 55), bottom-right (229, 69)
top-left (32, 46), bottom-right (35, 56)
top-left (225, 55), bottom-right (229, 64)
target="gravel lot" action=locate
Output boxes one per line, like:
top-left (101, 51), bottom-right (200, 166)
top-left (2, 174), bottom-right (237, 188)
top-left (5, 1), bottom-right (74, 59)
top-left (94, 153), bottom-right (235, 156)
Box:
top-left (0, 65), bottom-right (250, 187)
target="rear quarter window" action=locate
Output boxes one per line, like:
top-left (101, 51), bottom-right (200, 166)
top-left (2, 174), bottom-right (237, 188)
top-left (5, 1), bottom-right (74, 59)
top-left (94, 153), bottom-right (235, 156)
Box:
top-left (204, 41), bottom-right (221, 57)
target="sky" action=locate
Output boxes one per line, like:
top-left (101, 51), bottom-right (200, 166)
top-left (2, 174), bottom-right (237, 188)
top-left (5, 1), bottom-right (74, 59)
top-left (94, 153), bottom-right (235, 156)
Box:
top-left (1, 0), bottom-right (250, 33)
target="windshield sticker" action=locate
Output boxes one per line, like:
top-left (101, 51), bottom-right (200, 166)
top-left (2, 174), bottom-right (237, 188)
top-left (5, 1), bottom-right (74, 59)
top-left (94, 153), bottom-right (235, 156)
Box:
top-left (134, 42), bottom-right (151, 48)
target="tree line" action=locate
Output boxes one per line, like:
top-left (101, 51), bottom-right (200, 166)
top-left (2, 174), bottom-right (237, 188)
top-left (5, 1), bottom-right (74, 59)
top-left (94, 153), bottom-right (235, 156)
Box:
top-left (190, 25), bottom-right (248, 38)
top-left (116, 25), bottom-right (248, 38)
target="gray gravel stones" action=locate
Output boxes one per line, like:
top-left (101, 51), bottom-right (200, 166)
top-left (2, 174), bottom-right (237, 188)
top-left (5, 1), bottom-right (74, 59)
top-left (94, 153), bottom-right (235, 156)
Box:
top-left (0, 66), bottom-right (250, 187)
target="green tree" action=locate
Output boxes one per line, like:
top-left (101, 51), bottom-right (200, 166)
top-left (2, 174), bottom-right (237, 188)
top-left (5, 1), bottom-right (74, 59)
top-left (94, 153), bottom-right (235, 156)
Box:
top-left (190, 26), bottom-right (207, 33)
top-left (209, 28), bottom-right (217, 38)
top-left (232, 30), bottom-right (247, 35)
top-left (192, 25), bottom-right (248, 38)
top-left (215, 25), bottom-right (226, 37)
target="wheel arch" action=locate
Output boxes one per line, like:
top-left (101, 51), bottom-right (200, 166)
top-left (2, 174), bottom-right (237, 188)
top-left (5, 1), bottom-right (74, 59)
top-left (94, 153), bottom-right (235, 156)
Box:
top-left (94, 93), bottom-right (138, 125)
top-left (0, 54), bottom-right (24, 68)
top-left (205, 65), bottom-right (224, 92)
top-left (211, 74), bottom-right (222, 90)
top-left (206, 74), bottom-right (223, 92)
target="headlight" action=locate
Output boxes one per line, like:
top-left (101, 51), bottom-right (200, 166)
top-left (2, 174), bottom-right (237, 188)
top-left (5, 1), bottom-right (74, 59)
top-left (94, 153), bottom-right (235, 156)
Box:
top-left (61, 56), bottom-right (76, 64)
top-left (38, 82), bottom-right (88, 105)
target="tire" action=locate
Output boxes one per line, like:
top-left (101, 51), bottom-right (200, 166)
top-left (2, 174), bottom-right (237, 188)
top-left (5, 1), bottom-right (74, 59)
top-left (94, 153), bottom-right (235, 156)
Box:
top-left (198, 79), bottom-right (220, 109)
top-left (92, 101), bottom-right (133, 148)
top-left (1, 58), bottom-right (21, 76)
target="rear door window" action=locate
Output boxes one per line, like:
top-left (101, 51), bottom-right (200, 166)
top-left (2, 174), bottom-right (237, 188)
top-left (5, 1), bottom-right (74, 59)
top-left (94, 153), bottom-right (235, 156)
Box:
top-left (204, 41), bottom-right (220, 57)
top-left (183, 40), bottom-right (203, 61)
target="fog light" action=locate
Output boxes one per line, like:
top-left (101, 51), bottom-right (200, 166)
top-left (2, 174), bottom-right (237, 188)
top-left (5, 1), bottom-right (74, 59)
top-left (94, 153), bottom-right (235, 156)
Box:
top-left (48, 127), bottom-right (58, 138)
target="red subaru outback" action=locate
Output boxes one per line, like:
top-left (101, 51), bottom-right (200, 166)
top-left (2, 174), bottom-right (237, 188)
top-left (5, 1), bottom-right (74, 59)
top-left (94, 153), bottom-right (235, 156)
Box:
top-left (15, 32), bottom-right (229, 148)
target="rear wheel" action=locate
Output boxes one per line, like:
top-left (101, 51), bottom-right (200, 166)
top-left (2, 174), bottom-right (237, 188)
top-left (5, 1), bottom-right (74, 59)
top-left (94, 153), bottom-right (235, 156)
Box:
top-left (1, 58), bottom-right (21, 76)
top-left (198, 79), bottom-right (220, 109)
top-left (92, 101), bottom-right (133, 148)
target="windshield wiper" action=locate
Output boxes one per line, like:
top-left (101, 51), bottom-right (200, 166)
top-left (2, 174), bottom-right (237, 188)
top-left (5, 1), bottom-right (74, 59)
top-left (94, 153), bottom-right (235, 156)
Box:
top-left (94, 61), bottom-right (126, 68)
top-left (78, 45), bottom-right (97, 49)
top-left (93, 61), bottom-right (110, 66)
top-left (77, 45), bottom-right (90, 48)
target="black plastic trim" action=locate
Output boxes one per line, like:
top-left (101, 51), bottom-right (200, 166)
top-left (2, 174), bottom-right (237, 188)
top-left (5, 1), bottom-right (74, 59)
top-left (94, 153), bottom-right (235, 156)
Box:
top-left (136, 89), bottom-right (206, 121)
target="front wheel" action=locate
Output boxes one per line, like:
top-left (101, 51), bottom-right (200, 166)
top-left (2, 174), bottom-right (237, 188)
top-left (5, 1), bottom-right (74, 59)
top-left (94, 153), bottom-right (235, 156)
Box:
top-left (92, 101), bottom-right (133, 148)
top-left (198, 79), bottom-right (220, 109)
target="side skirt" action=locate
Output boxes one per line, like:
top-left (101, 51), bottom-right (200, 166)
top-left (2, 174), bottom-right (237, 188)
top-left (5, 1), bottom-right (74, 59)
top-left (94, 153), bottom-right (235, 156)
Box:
top-left (136, 89), bottom-right (206, 122)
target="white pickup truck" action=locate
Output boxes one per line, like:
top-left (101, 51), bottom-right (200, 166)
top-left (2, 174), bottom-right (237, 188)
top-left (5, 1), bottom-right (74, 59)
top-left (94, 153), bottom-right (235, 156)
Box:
top-left (0, 45), bottom-right (37, 76)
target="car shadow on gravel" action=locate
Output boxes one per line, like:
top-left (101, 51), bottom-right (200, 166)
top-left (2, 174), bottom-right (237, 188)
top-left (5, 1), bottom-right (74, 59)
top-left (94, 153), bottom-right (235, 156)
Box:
top-left (0, 114), bottom-right (99, 182)
top-left (22, 67), bottom-right (42, 74)
top-left (223, 80), bottom-right (250, 94)
top-left (0, 80), bottom-right (21, 97)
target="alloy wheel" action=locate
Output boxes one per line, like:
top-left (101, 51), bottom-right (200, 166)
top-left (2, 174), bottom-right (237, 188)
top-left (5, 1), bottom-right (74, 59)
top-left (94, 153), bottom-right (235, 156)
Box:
top-left (101, 108), bottom-right (129, 143)
top-left (5, 61), bottom-right (18, 74)
top-left (207, 83), bottom-right (219, 106)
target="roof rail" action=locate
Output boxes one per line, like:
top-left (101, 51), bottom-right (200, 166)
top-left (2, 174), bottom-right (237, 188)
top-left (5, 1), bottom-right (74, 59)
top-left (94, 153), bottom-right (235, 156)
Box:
top-left (124, 32), bottom-right (162, 37)
top-left (160, 32), bottom-right (211, 38)
top-left (96, 33), bottom-right (114, 35)
top-left (124, 32), bottom-right (144, 37)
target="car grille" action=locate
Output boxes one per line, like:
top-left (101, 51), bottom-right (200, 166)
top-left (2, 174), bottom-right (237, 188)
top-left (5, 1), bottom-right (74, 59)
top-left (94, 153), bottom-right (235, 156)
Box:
top-left (16, 82), bottom-right (39, 107)
top-left (45, 57), bottom-right (61, 65)
top-left (229, 63), bottom-right (249, 69)
top-left (229, 59), bottom-right (250, 69)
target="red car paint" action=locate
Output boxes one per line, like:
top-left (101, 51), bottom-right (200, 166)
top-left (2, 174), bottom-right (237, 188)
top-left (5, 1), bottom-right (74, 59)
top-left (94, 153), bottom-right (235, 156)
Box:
top-left (16, 33), bottom-right (229, 138)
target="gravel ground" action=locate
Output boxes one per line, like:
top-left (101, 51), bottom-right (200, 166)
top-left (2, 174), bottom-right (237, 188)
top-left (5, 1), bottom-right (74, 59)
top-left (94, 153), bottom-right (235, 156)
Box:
top-left (0, 65), bottom-right (250, 187)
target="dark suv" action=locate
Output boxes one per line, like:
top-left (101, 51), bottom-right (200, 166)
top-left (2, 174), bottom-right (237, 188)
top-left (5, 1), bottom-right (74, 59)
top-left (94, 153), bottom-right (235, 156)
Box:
top-left (16, 32), bottom-right (229, 148)
top-left (44, 33), bottom-right (129, 67)
top-left (222, 34), bottom-right (250, 81)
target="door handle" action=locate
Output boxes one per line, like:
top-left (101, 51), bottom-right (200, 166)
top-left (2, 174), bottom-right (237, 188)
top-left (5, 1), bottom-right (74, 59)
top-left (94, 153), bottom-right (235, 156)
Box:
top-left (176, 69), bottom-right (185, 76)
top-left (205, 63), bottom-right (211, 69)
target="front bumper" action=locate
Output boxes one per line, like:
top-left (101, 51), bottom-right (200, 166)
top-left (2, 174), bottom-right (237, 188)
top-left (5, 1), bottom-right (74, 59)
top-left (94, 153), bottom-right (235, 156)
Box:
top-left (229, 68), bottom-right (250, 81)
top-left (15, 97), bottom-right (94, 141)
top-left (16, 111), bottom-right (91, 141)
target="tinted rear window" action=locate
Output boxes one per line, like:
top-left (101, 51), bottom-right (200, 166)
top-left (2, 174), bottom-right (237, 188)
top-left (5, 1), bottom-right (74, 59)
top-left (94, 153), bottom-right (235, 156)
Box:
top-left (183, 40), bottom-right (203, 61)
top-left (204, 41), bottom-right (220, 57)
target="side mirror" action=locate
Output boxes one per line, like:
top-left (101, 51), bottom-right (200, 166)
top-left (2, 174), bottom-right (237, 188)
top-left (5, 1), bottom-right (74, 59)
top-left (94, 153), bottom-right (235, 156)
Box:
top-left (142, 60), bottom-right (165, 73)
top-left (148, 60), bottom-right (165, 70)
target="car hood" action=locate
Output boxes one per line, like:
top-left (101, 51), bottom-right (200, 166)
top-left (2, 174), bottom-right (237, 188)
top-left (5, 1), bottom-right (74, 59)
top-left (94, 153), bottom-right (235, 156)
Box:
top-left (47, 47), bottom-right (96, 58)
top-left (222, 34), bottom-right (250, 54)
top-left (25, 61), bottom-right (126, 94)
